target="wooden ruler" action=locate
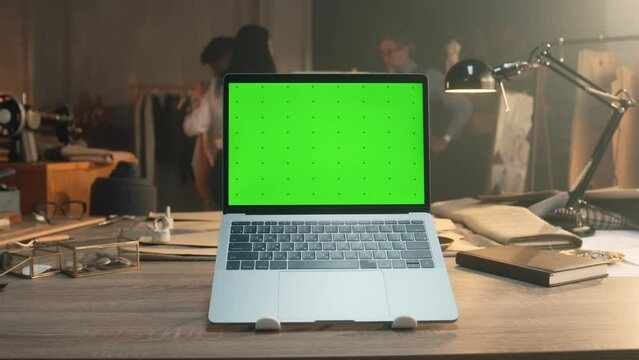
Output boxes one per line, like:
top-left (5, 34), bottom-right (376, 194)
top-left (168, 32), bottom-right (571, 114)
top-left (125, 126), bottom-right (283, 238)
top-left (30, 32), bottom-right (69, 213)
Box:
top-left (0, 217), bottom-right (106, 248)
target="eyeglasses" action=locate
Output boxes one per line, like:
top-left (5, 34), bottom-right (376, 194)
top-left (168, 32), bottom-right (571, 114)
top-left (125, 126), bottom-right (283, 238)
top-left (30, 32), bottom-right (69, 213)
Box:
top-left (380, 45), bottom-right (406, 57)
top-left (32, 201), bottom-right (87, 224)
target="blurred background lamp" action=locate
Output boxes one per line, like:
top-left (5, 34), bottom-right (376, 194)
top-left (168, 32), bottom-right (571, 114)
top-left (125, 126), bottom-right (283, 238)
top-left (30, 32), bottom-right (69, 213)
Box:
top-left (444, 59), bottom-right (496, 93)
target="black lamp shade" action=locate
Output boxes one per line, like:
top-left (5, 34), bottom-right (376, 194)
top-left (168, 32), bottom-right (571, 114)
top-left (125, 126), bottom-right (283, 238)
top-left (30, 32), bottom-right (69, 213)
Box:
top-left (444, 59), bottom-right (496, 93)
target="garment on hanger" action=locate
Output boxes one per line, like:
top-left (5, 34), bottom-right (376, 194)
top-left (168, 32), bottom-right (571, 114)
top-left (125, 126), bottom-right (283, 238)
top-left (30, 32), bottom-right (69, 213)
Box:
top-left (143, 94), bottom-right (156, 182)
top-left (151, 94), bottom-right (193, 182)
top-left (151, 93), bottom-right (199, 211)
top-left (132, 89), bottom-right (202, 211)
top-left (132, 94), bottom-right (156, 181)
top-left (133, 93), bottom-right (144, 163)
top-left (488, 91), bottom-right (533, 194)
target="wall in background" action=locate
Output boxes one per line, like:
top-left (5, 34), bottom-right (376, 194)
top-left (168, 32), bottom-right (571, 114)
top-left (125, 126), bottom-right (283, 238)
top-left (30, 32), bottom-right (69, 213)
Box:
top-left (28, 0), bottom-right (68, 108)
top-left (260, 0), bottom-right (312, 73)
top-left (0, 0), bottom-right (312, 107)
top-left (604, 0), bottom-right (639, 63)
top-left (0, 1), bottom-right (29, 99)
top-left (67, 0), bottom-right (242, 106)
top-left (312, 0), bottom-right (609, 72)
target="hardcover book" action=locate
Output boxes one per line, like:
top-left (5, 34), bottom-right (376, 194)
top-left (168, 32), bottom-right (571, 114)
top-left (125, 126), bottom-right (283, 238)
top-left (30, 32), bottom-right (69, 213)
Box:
top-left (456, 245), bottom-right (608, 287)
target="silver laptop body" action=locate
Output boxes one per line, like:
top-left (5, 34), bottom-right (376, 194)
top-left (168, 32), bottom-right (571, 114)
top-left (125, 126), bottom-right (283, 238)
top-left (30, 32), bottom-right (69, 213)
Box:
top-left (209, 73), bottom-right (458, 325)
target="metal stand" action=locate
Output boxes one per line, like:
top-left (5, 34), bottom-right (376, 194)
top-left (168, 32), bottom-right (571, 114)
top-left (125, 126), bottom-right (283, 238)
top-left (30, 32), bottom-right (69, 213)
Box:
top-left (525, 45), bottom-right (636, 236)
top-left (527, 34), bottom-right (639, 192)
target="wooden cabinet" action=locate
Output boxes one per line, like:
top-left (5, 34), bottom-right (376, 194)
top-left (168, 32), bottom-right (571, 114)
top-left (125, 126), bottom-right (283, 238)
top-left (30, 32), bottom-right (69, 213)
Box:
top-left (0, 162), bottom-right (119, 216)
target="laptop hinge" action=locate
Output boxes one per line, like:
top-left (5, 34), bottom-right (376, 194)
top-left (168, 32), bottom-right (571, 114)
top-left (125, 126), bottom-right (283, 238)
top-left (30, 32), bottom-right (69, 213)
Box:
top-left (225, 211), bottom-right (431, 216)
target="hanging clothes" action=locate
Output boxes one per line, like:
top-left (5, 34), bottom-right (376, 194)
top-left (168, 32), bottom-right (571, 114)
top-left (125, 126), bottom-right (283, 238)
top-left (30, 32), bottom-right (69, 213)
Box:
top-left (132, 94), bottom-right (156, 182)
top-left (151, 94), bottom-right (193, 183)
top-left (132, 91), bottom-right (201, 211)
top-left (149, 93), bottom-right (200, 211)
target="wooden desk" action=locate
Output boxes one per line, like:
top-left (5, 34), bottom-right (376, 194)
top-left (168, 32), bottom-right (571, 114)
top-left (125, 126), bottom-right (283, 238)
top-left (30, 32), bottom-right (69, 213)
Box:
top-left (1, 252), bottom-right (638, 359)
top-left (0, 162), bottom-right (118, 216)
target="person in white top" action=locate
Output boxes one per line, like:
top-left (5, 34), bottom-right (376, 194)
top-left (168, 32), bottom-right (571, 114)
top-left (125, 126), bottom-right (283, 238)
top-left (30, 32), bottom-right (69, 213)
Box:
top-left (207, 25), bottom-right (277, 208)
top-left (183, 37), bottom-right (233, 209)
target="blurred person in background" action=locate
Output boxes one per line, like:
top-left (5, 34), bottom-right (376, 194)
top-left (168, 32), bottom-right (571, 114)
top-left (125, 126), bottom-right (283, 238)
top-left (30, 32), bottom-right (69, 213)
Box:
top-left (183, 36), bottom-right (234, 210)
top-left (226, 25), bottom-right (277, 74)
top-left (379, 30), bottom-right (473, 201)
top-left (210, 24), bottom-right (277, 207)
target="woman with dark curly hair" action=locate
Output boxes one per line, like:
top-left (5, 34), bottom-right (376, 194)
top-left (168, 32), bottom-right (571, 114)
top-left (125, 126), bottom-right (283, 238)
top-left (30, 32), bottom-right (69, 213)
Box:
top-left (210, 24), bottom-right (277, 208)
top-left (227, 24), bottom-right (276, 74)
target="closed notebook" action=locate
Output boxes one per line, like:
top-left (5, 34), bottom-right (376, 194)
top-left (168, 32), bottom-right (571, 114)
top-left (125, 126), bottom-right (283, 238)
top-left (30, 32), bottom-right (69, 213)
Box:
top-left (456, 245), bottom-right (608, 287)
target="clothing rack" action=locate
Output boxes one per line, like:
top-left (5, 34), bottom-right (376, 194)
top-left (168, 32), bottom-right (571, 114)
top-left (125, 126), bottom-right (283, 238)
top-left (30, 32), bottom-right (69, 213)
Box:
top-left (528, 34), bottom-right (639, 192)
top-left (129, 83), bottom-right (201, 212)
top-left (129, 83), bottom-right (195, 111)
top-left (128, 83), bottom-right (193, 97)
top-left (130, 83), bottom-right (193, 185)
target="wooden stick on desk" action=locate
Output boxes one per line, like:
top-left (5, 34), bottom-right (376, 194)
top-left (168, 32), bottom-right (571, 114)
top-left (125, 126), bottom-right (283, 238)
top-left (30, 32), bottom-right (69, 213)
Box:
top-left (34, 234), bottom-right (72, 244)
top-left (0, 217), bottom-right (106, 248)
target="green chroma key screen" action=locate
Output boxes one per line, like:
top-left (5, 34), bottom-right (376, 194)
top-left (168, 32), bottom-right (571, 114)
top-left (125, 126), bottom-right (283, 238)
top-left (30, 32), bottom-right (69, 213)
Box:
top-left (227, 81), bottom-right (426, 206)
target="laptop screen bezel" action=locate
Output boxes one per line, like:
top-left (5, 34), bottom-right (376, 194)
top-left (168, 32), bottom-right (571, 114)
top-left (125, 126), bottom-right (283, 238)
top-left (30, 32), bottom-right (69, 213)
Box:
top-left (223, 73), bottom-right (430, 214)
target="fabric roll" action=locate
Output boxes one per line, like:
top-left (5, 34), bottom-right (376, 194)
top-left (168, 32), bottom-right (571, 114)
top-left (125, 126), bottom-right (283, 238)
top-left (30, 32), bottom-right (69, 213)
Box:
top-left (61, 144), bottom-right (136, 164)
top-left (432, 198), bottom-right (582, 249)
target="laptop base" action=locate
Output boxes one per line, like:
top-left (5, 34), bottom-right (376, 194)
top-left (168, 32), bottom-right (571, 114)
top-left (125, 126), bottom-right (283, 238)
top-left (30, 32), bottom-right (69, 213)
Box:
top-left (210, 213), bottom-right (458, 326)
top-left (391, 316), bottom-right (418, 329)
top-left (252, 315), bottom-right (418, 331)
top-left (255, 317), bottom-right (281, 331)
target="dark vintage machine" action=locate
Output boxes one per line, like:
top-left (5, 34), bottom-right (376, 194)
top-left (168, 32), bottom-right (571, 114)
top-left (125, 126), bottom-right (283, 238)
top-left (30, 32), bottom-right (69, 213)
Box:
top-left (0, 93), bottom-right (80, 162)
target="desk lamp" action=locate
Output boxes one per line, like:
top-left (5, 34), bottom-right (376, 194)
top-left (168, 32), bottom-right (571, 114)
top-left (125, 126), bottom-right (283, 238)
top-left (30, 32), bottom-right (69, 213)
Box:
top-left (444, 44), bottom-right (636, 236)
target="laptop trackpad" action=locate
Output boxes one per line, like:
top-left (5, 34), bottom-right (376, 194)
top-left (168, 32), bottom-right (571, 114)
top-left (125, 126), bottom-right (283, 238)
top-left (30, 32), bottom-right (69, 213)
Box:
top-left (278, 271), bottom-right (390, 321)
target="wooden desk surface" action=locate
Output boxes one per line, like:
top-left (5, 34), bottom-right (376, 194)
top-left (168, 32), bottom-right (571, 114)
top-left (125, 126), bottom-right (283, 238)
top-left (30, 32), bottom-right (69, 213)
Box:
top-left (1, 240), bottom-right (638, 359)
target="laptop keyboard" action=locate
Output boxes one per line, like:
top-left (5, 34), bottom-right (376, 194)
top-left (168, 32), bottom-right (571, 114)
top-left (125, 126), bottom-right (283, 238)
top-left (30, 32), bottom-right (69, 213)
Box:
top-left (225, 220), bottom-right (434, 271)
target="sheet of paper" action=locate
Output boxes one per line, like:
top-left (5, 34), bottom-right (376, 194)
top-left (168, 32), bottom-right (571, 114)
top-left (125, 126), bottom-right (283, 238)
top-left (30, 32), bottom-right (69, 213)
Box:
top-left (434, 218), bottom-right (456, 233)
top-left (139, 246), bottom-right (217, 256)
top-left (172, 221), bottom-right (220, 231)
top-left (437, 231), bottom-right (464, 242)
top-left (447, 240), bottom-right (484, 253)
top-left (580, 230), bottom-right (639, 277)
top-left (148, 211), bottom-right (222, 222)
top-left (138, 230), bottom-right (218, 248)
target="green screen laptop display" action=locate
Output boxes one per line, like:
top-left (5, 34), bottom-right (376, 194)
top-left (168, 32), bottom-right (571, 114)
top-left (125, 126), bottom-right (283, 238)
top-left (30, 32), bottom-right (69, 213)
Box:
top-left (227, 80), bottom-right (426, 206)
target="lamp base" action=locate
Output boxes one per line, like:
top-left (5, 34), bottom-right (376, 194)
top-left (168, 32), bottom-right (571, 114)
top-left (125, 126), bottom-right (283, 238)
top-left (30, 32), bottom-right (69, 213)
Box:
top-left (532, 195), bottom-right (639, 237)
top-left (529, 192), bottom-right (598, 236)
top-left (546, 206), bottom-right (596, 237)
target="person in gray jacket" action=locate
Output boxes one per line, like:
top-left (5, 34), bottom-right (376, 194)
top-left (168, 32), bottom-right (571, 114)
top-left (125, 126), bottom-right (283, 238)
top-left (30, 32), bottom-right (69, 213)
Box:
top-left (379, 30), bottom-right (474, 201)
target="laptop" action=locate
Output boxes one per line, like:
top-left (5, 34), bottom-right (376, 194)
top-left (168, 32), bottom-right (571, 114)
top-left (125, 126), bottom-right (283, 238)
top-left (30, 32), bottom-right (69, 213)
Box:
top-left (208, 73), bottom-right (458, 327)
